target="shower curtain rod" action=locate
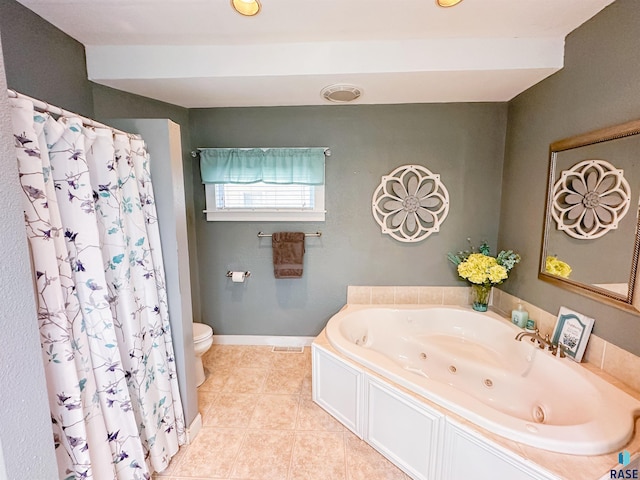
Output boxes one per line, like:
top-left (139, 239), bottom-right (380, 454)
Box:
top-left (7, 89), bottom-right (140, 139)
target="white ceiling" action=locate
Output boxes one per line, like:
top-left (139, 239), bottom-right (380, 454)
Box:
top-left (17, 0), bottom-right (616, 108)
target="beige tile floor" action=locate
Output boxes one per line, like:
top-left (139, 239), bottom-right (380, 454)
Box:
top-left (154, 344), bottom-right (410, 480)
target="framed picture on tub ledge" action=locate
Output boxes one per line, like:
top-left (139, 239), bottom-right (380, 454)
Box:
top-left (551, 306), bottom-right (595, 362)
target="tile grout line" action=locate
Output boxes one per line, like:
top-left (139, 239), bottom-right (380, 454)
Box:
top-left (272, 349), bottom-right (297, 480)
top-left (286, 416), bottom-right (300, 480)
top-left (343, 430), bottom-right (350, 480)
top-left (288, 350), bottom-right (308, 479)
top-left (226, 427), bottom-right (250, 480)
top-left (293, 392), bottom-right (303, 431)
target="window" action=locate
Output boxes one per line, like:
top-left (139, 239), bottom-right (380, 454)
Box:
top-left (200, 147), bottom-right (326, 222)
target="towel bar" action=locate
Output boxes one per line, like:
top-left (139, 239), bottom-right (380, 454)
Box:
top-left (257, 231), bottom-right (322, 238)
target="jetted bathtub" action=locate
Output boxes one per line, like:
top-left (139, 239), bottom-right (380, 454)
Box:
top-left (324, 304), bottom-right (640, 455)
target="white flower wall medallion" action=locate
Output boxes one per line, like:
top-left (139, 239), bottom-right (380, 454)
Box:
top-left (372, 164), bottom-right (450, 242)
top-left (552, 159), bottom-right (631, 239)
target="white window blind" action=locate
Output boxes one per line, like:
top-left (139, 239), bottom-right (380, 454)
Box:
top-left (215, 182), bottom-right (315, 210)
top-left (204, 183), bottom-right (325, 221)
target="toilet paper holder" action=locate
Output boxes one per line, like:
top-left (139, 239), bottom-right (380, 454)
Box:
top-left (226, 271), bottom-right (251, 279)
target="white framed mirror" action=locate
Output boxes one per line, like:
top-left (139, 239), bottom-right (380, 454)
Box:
top-left (539, 118), bottom-right (640, 314)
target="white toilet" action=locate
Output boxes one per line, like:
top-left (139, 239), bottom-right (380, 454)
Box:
top-left (193, 322), bottom-right (214, 387)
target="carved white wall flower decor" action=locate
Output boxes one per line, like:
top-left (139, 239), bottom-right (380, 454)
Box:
top-left (372, 164), bottom-right (450, 242)
top-left (552, 159), bottom-right (631, 239)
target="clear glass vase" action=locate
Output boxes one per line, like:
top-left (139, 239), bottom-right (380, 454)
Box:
top-left (471, 283), bottom-right (491, 312)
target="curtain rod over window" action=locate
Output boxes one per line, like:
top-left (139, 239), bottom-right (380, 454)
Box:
top-left (6, 89), bottom-right (140, 139)
top-left (191, 147), bottom-right (331, 158)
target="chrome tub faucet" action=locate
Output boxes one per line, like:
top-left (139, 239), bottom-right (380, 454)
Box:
top-left (515, 330), bottom-right (566, 357)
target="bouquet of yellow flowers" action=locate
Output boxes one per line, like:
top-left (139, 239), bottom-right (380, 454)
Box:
top-left (447, 240), bottom-right (520, 311)
top-left (457, 253), bottom-right (509, 285)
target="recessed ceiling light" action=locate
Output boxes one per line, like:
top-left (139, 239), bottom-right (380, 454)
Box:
top-left (436, 0), bottom-right (463, 7)
top-left (321, 84), bottom-right (363, 103)
top-left (231, 0), bottom-right (261, 16)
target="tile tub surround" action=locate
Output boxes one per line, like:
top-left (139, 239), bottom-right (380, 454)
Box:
top-left (491, 288), bottom-right (640, 395)
top-left (346, 285), bottom-right (472, 306)
top-left (153, 344), bottom-right (410, 480)
top-left (347, 286), bottom-right (640, 395)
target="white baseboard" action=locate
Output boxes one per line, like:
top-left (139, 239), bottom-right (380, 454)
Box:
top-left (186, 412), bottom-right (202, 444)
top-left (211, 335), bottom-right (315, 347)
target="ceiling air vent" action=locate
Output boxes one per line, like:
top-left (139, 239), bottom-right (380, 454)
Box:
top-left (321, 84), bottom-right (362, 103)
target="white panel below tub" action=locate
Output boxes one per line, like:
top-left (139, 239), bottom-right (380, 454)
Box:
top-left (312, 345), bottom-right (363, 437)
top-left (442, 419), bottom-right (558, 480)
top-left (365, 376), bottom-right (443, 480)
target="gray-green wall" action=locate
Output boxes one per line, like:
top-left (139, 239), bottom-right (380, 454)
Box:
top-left (499, 0), bottom-right (640, 354)
top-left (190, 103), bottom-right (508, 336)
top-left (0, 0), bottom-right (93, 116)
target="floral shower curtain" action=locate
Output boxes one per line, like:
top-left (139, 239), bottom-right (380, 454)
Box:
top-left (10, 97), bottom-right (185, 480)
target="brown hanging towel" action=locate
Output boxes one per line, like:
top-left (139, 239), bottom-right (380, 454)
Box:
top-left (272, 232), bottom-right (305, 278)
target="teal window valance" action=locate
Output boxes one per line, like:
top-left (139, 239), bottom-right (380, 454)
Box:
top-left (199, 147), bottom-right (325, 185)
